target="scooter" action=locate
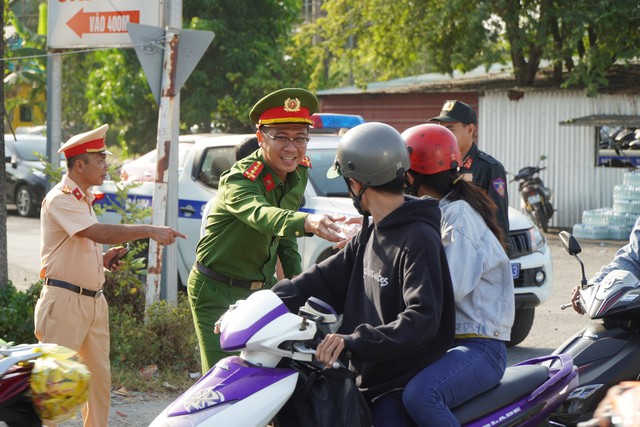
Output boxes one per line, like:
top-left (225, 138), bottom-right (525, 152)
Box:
top-left (511, 155), bottom-right (554, 233)
top-left (549, 231), bottom-right (640, 425)
top-left (0, 342), bottom-right (54, 426)
top-left (151, 290), bottom-right (578, 427)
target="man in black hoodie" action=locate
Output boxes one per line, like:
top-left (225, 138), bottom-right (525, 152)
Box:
top-left (272, 122), bottom-right (456, 426)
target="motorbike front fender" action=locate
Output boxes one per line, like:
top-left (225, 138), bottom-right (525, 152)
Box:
top-left (150, 356), bottom-right (298, 427)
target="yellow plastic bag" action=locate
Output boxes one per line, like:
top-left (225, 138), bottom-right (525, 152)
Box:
top-left (30, 345), bottom-right (91, 423)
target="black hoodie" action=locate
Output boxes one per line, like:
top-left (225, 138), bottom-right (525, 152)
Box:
top-left (273, 196), bottom-right (455, 400)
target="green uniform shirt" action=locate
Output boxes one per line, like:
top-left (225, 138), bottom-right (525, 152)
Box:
top-left (197, 150), bottom-right (309, 287)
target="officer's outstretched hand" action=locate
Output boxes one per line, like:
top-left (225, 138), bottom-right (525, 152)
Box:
top-left (304, 214), bottom-right (345, 243)
top-left (150, 226), bottom-right (186, 245)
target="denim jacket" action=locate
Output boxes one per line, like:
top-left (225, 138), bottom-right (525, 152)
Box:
top-left (589, 216), bottom-right (640, 285)
top-left (439, 197), bottom-right (515, 341)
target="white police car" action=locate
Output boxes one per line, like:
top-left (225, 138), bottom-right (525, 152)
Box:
top-left (95, 127), bottom-right (551, 346)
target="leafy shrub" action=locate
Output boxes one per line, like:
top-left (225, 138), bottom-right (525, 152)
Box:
top-left (0, 281), bottom-right (43, 344)
top-left (109, 296), bottom-right (199, 373)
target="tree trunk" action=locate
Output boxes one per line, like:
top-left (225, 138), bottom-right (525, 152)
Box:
top-left (0, 0), bottom-right (8, 289)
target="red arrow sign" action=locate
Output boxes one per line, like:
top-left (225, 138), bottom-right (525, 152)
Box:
top-left (66, 9), bottom-right (140, 38)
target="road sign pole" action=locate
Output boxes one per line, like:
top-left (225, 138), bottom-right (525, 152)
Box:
top-left (162, 0), bottom-right (182, 305)
top-left (145, 27), bottom-right (180, 309)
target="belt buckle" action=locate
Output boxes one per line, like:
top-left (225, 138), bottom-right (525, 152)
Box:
top-left (250, 282), bottom-right (263, 291)
top-left (94, 289), bottom-right (104, 299)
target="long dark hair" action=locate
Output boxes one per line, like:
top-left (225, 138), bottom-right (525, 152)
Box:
top-left (410, 169), bottom-right (507, 250)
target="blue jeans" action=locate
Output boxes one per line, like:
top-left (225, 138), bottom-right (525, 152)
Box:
top-left (402, 338), bottom-right (507, 427)
top-left (370, 390), bottom-right (418, 427)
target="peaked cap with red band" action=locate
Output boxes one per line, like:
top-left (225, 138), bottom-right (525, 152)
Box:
top-left (58, 124), bottom-right (111, 159)
top-left (249, 88), bottom-right (318, 126)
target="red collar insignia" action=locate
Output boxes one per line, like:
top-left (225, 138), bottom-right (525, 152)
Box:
top-left (263, 173), bottom-right (275, 192)
top-left (72, 187), bottom-right (83, 200)
top-left (299, 156), bottom-right (312, 168)
top-left (243, 161), bottom-right (264, 181)
top-left (463, 157), bottom-right (474, 169)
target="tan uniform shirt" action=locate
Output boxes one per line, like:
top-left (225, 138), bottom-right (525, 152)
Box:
top-left (40, 174), bottom-right (104, 290)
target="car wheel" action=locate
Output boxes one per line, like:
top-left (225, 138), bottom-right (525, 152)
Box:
top-left (15, 185), bottom-right (38, 218)
top-left (507, 307), bottom-right (535, 347)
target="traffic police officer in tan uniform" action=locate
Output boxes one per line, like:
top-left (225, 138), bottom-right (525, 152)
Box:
top-left (430, 100), bottom-right (510, 251)
top-left (189, 88), bottom-right (344, 373)
top-left (34, 124), bottom-right (185, 427)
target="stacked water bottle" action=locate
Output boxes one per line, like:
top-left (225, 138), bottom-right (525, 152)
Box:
top-left (573, 170), bottom-right (640, 240)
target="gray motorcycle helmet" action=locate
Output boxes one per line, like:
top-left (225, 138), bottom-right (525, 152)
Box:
top-left (327, 122), bottom-right (410, 186)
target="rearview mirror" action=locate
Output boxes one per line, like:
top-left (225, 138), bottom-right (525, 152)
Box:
top-left (559, 231), bottom-right (581, 256)
top-left (299, 297), bottom-right (339, 324)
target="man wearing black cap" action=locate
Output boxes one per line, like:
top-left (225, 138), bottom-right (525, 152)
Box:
top-left (189, 88), bottom-right (345, 373)
top-left (430, 100), bottom-right (510, 252)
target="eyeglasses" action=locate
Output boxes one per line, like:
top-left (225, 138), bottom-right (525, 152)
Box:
top-left (261, 131), bottom-right (310, 148)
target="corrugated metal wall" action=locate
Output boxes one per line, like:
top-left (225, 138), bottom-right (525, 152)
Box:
top-left (319, 93), bottom-right (478, 133)
top-left (479, 91), bottom-right (640, 229)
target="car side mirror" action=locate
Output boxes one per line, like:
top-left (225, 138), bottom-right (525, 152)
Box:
top-left (559, 230), bottom-right (581, 256)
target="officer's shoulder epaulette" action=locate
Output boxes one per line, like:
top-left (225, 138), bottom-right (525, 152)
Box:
top-left (242, 161), bottom-right (264, 181)
top-left (477, 150), bottom-right (501, 166)
top-left (299, 156), bottom-right (312, 168)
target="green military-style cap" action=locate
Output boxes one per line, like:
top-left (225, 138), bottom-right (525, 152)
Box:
top-left (249, 88), bottom-right (319, 126)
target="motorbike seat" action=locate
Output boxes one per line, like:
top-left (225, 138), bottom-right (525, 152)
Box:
top-left (452, 364), bottom-right (549, 425)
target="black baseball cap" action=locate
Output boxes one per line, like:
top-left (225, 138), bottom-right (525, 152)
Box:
top-left (429, 100), bottom-right (477, 125)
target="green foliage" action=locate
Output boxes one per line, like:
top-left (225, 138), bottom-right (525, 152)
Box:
top-left (295, 0), bottom-right (640, 92)
top-left (4, 5), bottom-right (47, 128)
top-left (0, 281), bottom-right (42, 344)
top-left (109, 296), bottom-right (199, 374)
top-left (35, 152), bottom-right (64, 183)
top-left (181, 0), bottom-right (309, 132)
top-left (84, 49), bottom-right (158, 155)
top-left (92, 165), bottom-right (153, 226)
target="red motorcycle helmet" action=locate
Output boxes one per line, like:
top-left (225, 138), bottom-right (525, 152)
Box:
top-left (402, 124), bottom-right (461, 175)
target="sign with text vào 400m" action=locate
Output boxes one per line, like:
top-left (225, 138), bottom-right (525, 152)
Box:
top-left (47, 0), bottom-right (162, 49)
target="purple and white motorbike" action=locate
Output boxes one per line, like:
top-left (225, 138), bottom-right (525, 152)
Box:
top-left (150, 290), bottom-right (579, 427)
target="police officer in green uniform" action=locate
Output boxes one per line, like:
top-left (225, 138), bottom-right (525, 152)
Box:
top-left (188, 88), bottom-right (344, 373)
top-left (430, 100), bottom-right (510, 252)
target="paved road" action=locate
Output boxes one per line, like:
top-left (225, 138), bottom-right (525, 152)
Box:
top-left (7, 211), bottom-right (41, 291)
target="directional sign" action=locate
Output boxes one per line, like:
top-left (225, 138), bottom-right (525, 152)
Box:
top-left (47, 0), bottom-right (161, 49)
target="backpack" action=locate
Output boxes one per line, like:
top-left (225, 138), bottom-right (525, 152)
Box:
top-left (276, 360), bottom-right (372, 427)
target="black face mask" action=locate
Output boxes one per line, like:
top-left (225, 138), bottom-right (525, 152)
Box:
top-left (344, 177), bottom-right (369, 216)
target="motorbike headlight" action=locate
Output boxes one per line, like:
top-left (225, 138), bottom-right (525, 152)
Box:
top-left (528, 225), bottom-right (546, 252)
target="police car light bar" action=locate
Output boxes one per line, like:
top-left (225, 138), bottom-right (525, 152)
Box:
top-left (311, 113), bottom-right (366, 131)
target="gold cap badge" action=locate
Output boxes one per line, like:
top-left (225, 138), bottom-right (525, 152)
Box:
top-left (283, 97), bottom-right (301, 113)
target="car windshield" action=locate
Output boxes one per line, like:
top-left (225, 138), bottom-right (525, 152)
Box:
top-left (12, 140), bottom-right (46, 161)
top-left (306, 148), bottom-right (348, 197)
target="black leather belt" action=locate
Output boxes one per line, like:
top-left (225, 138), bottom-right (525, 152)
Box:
top-left (195, 262), bottom-right (264, 290)
top-left (46, 279), bottom-right (104, 298)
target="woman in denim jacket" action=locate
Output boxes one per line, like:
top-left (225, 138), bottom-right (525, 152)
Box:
top-left (401, 124), bottom-right (515, 427)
